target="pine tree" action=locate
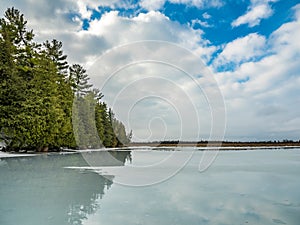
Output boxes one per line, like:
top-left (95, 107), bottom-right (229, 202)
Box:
top-left (69, 64), bottom-right (92, 97)
top-left (43, 38), bottom-right (75, 148)
top-left (43, 39), bottom-right (68, 76)
top-left (0, 8), bottom-right (35, 150)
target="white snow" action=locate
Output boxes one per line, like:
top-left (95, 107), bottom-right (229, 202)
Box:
top-left (0, 151), bottom-right (35, 158)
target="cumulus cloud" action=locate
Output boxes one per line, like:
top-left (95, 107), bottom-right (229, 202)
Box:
top-left (139, 0), bottom-right (223, 11)
top-left (202, 12), bottom-right (211, 19)
top-left (214, 33), bottom-right (267, 69)
top-left (191, 18), bottom-right (211, 28)
top-left (139, 0), bottom-right (166, 11)
top-left (77, 0), bottom-right (136, 11)
top-left (232, 0), bottom-right (278, 27)
top-left (0, 0), bottom-right (217, 65)
top-left (78, 10), bottom-right (214, 63)
top-left (77, 1), bottom-right (92, 19)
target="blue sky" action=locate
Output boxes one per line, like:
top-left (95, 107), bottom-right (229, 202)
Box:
top-left (1, 0), bottom-right (300, 141)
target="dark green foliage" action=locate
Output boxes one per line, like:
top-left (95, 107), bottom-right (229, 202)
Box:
top-left (0, 8), bottom-right (131, 151)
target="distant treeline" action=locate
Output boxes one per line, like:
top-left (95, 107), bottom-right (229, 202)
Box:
top-left (0, 8), bottom-right (132, 152)
top-left (131, 140), bottom-right (300, 147)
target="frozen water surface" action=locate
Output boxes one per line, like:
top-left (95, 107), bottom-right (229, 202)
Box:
top-left (0, 148), bottom-right (300, 225)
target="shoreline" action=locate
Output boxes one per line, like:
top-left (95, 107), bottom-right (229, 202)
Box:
top-left (1, 145), bottom-right (300, 159)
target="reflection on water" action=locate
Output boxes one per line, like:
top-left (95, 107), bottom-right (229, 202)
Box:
top-left (0, 149), bottom-right (300, 225)
top-left (0, 151), bottom-right (131, 225)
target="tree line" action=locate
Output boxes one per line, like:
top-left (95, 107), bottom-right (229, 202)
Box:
top-left (0, 8), bottom-right (132, 152)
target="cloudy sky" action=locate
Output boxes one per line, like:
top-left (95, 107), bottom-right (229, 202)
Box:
top-left (1, 0), bottom-right (300, 141)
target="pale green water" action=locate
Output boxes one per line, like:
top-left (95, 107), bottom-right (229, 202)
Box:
top-left (0, 149), bottom-right (300, 225)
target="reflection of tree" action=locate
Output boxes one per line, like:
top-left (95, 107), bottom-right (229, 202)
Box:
top-left (0, 151), bottom-right (131, 225)
top-left (66, 173), bottom-right (113, 225)
top-left (81, 150), bottom-right (132, 167)
top-left (109, 150), bottom-right (132, 164)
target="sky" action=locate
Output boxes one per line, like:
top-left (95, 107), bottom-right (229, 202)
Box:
top-left (1, 0), bottom-right (300, 142)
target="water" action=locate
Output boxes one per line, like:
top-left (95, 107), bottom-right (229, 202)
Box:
top-left (0, 149), bottom-right (300, 225)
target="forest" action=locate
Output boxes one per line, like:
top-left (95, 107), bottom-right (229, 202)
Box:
top-left (0, 8), bottom-right (132, 152)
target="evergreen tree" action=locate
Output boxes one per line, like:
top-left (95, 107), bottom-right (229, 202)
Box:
top-left (0, 7), bottom-right (35, 150)
top-left (69, 64), bottom-right (92, 96)
top-left (43, 39), bottom-right (68, 76)
top-left (43, 38), bottom-right (75, 148)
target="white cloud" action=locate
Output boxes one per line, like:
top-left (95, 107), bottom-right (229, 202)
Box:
top-left (232, 0), bottom-right (277, 27)
top-left (191, 18), bottom-right (211, 27)
top-left (139, 0), bottom-right (166, 11)
top-left (294, 3), bottom-right (300, 19)
top-left (214, 33), bottom-right (267, 68)
top-left (0, 0), bottom-right (82, 49)
top-left (139, 0), bottom-right (223, 11)
top-left (202, 12), bottom-right (211, 19)
top-left (79, 10), bottom-right (213, 61)
top-left (77, 0), bottom-right (135, 11)
top-left (77, 1), bottom-right (92, 19)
